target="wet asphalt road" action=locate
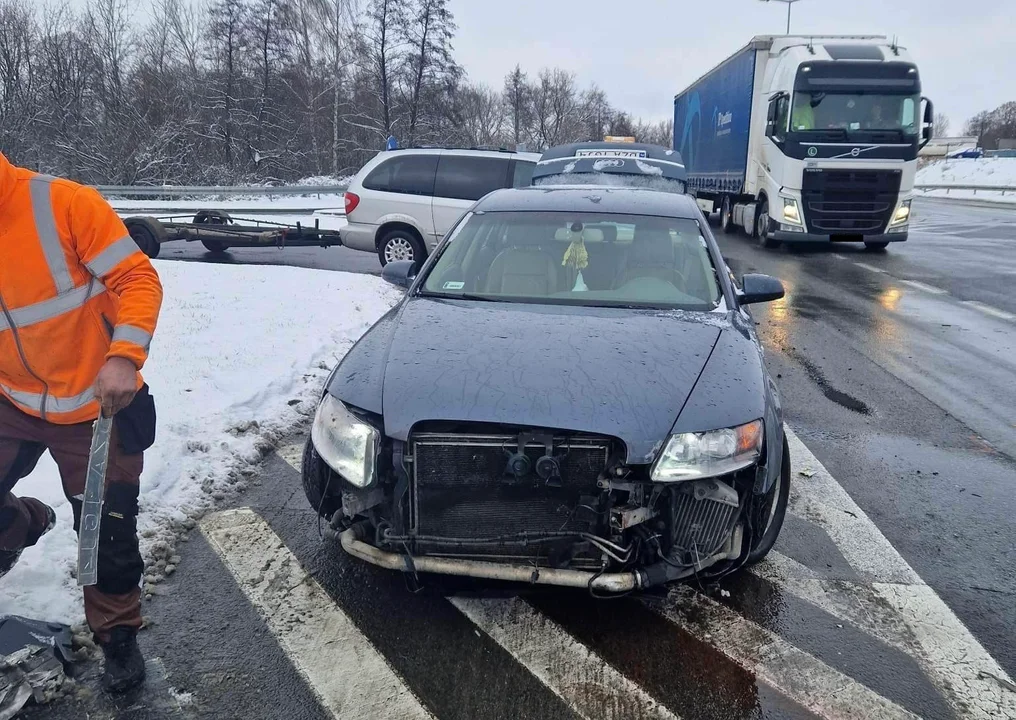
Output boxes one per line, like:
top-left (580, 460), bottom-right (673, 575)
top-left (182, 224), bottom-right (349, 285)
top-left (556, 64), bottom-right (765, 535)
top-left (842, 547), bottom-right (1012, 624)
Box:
top-left (23, 197), bottom-right (1016, 719)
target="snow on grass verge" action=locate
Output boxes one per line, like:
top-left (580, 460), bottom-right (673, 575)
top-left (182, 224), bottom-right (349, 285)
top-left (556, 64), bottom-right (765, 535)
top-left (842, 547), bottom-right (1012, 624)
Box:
top-left (0, 261), bottom-right (401, 624)
top-left (916, 157), bottom-right (1016, 205)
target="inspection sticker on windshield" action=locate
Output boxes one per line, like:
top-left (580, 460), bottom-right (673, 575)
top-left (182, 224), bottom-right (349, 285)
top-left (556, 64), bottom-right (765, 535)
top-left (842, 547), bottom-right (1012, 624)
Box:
top-left (443, 281), bottom-right (465, 290)
top-left (575, 149), bottom-right (647, 159)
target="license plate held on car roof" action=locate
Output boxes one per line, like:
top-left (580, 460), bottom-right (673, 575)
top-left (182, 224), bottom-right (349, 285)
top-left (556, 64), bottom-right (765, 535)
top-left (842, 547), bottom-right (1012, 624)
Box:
top-left (574, 149), bottom-right (648, 158)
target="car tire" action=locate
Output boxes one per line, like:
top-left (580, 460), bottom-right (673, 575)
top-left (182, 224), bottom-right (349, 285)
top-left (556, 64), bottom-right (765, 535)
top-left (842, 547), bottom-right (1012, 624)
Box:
top-left (864, 242), bottom-right (889, 252)
top-left (721, 195), bottom-right (736, 234)
top-left (201, 239), bottom-right (228, 254)
top-left (744, 434), bottom-right (791, 566)
top-left (123, 216), bottom-right (165, 259)
top-left (302, 436), bottom-right (341, 518)
top-left (378, 228), bottom-right (425, 268)
top-left (756, 199), bottom-right (781, 249)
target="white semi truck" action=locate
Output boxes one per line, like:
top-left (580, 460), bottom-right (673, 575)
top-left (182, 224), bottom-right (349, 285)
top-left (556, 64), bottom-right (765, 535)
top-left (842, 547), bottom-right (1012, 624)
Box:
top-left (674, 35), bottom-right (933, 250)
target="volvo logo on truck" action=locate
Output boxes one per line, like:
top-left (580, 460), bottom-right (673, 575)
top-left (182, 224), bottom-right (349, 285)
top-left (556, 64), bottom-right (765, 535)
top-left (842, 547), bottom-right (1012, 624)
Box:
top-left (674, 35), bottom-right (932, 251)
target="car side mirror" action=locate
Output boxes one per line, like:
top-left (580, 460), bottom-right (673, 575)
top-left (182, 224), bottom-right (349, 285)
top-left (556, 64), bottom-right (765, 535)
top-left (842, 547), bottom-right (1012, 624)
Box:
top-left (381, 260), bottom-right (417, 289)
top-left (739, 273), bottom-right (785, 305)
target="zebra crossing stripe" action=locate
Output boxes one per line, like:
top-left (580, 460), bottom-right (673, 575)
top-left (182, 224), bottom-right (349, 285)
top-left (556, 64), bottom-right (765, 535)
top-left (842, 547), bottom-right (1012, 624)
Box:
top-left (785, 428), bottom-right (1016, 719)
top-left (201, 508), bottom-right (434, 720)
top-left (451, 596), bottom-right (680, 720)
top-left (651, 585), bottom-right (920, 720)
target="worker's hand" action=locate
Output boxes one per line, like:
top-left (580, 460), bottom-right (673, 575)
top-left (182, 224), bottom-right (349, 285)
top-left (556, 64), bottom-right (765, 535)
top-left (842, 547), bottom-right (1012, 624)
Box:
top-left (94, 357), bottom-right (138, 418)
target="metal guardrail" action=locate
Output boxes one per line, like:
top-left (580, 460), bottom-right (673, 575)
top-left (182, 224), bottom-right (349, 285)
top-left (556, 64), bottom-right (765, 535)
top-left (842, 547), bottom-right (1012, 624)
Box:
top-left (95, 184), bottom-right (348, 198)
top-left (915, 184), bottom-right (1015, 195)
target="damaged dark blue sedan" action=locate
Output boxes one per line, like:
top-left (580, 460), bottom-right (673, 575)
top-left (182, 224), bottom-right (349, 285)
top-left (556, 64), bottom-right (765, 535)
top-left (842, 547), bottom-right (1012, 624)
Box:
top-left (302, 185), bottom-right (791, 594)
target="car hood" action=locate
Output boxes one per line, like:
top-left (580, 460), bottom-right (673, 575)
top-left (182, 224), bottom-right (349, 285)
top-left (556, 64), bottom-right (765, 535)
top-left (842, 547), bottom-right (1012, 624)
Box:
top-left (374, 297), bottom-right (724, 463)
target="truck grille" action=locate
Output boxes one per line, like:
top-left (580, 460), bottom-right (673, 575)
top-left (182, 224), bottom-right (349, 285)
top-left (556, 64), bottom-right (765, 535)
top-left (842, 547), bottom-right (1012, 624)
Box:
top-left (410, 432), bottom-right (610, 560)
top-left (802, 169), bottom-right (901, 235)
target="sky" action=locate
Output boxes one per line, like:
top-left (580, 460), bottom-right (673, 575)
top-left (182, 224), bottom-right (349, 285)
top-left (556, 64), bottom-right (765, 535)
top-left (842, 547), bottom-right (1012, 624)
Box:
top-left (69, 0), bottom-right (1012, 135)
top-left (449, 0), bottom-right (1012, 134)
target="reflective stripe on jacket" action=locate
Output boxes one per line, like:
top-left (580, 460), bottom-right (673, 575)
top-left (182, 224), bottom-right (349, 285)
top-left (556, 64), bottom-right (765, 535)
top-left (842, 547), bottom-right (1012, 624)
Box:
top-left (0, 152), bottom-right (163, 424)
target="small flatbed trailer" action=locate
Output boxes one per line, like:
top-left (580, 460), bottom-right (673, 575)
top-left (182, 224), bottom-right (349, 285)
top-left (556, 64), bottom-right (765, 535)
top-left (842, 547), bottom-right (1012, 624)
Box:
top-left (123, 209), bottom-right (343, 258)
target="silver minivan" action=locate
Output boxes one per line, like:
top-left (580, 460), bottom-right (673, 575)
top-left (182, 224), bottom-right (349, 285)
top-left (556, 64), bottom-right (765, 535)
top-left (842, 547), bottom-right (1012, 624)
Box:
top-left (340, 148), bottom-right (541, 267)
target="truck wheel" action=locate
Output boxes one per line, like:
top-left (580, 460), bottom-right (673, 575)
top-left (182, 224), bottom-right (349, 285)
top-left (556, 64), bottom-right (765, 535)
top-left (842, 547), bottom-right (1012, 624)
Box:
top-left (744, 434), bottom-right (791, 566)
top-left (123, 216), bottom-right (166, 259)
top-left (378, 228), bottom-right (425, 268)
top-left (864, 242), bottom-right (889, 252)
top-left (302, 437), bottom-right (342, 518)
top-left (756, 199), bottom-right (781, 249)
top-left (721, 196), bottom-right (736, 234)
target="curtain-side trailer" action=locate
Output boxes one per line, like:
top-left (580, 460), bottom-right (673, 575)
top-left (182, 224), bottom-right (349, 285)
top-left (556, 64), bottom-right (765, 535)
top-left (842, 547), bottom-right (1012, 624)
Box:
top-left (674, 35), bottom-right (933, 251)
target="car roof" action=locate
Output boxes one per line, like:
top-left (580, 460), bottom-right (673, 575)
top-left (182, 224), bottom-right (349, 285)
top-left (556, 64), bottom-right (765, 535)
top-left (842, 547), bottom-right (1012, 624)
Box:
top-left (372, 147), bottom-right (541, 161)
top-left (473, 186), bottom-right (702, 218)
top-left (534, 142), bottom-right (686, 183)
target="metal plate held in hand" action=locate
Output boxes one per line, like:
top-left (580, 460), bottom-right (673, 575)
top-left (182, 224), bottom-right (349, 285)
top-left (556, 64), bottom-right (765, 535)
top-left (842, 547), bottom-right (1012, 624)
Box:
top-left (77, 415), bottom-right (112, 587)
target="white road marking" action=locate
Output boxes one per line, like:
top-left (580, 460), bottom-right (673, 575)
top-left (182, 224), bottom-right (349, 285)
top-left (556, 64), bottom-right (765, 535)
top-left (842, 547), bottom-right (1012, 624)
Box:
top-left (201, 508), bottom-right (434, 720)
top-left (753, 553), bottom-right (915, 656)
top-left (278, 442), bottom-right (303, 473)
top-left (785, 429), bottom-right (1016, 719)
top-left (899, 279), bottom-right (948, 295)
top-left (451, 596), bottom-right (680, 720)
top-left (832, 254), bottom-right (848, 261)
top-left (853, 262), bottom-right (887, 274)
top-left (961, 300), bottom-right (1016, 321)
top-left (651, 585), bottom-right (920, 720)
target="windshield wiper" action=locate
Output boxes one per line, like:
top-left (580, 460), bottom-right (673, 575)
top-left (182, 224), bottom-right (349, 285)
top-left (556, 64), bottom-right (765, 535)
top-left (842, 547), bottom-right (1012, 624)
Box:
top-left (420, 291), bottom-right (513, 303)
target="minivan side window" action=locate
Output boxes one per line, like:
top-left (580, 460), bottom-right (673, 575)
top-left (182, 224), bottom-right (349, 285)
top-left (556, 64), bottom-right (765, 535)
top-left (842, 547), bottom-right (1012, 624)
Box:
top-left (512, 160), bottom-right (536, 187)
top-left (434, 156), bottom-right (510, 201)
top-left (363, 155), bottom-right (438, 195)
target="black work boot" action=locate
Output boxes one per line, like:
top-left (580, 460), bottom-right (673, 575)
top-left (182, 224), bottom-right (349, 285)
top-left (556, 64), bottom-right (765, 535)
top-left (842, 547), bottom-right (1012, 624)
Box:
top-left (0, 503), bottom-right (56, 580)
top-left (100, 626), bottom-right (146, 693)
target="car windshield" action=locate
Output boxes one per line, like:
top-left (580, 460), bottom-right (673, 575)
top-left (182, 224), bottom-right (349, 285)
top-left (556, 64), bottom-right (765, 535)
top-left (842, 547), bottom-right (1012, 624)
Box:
top-left (791, 92), bottom-right (920, 135)
top-left (533, 174), bottom-right (687, 194)
top-left (419, 211), bottom-right (721, 310)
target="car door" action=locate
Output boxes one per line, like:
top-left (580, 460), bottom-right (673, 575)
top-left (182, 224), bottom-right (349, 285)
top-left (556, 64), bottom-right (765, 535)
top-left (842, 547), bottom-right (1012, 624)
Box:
top-left (360, 153), bottom-right (438, 241)
top-left (431, 155), bottom-right (511, 247)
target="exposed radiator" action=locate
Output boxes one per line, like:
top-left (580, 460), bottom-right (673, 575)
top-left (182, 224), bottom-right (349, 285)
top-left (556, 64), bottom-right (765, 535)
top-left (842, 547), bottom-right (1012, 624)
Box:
top-left (410, 432), bottom-right (610, 558)
top-left (669, 479), bottom-right (740, 560)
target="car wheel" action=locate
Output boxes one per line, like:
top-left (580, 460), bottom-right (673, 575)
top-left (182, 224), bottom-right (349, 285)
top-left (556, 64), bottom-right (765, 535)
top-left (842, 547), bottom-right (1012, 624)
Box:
top-left (123, 216), bottom-right (165, 259)
top-left (194, 210), bottom-right (232, 254)
top-left (302, 436), bottom-right (341, 518)
top-left (378, 229), bottom-right (425, 268)
top-left (864, 242), bottom-right (889, 252)
top-left (721, 195), bottom-right (736, 234)
top-left (201, 239), bottom-right (228, 254)
top-left (744, 434), bottom-right (791, 566)
top-left (756, 199), bottom-right (781, 249)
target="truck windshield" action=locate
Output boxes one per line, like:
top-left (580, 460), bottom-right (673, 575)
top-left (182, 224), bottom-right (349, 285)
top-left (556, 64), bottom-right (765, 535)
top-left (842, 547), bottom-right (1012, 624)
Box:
top-left (791, 92), bottom-right (920, 135)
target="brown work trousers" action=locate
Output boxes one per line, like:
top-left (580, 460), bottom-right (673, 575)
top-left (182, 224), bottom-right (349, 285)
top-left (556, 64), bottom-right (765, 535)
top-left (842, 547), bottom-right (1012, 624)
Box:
top-left (0, 398), bottom-right (144, 642)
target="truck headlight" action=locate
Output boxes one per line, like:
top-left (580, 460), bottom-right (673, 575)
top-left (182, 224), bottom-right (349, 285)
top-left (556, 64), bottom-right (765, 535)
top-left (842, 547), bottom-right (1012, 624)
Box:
top-left (781, 197), bottom-right (802, 225)
top-left (891, 200), bottom-right (911, 226)
top-left (651, 420), bottom-right (764, 482)
top-left (310, 394), bottom-right (380, 488)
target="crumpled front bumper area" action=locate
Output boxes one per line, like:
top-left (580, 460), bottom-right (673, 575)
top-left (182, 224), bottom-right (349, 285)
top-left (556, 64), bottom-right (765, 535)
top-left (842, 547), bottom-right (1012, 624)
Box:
top-left (337, 524), bottom-right (642, 592)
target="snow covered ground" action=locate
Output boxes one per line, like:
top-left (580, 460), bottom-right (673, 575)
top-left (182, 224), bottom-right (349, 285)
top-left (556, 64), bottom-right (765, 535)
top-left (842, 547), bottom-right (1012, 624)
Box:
top-left (916, 158), bottom-right (1016, 205)
top-left (0, 262), bottom-right (400, 624)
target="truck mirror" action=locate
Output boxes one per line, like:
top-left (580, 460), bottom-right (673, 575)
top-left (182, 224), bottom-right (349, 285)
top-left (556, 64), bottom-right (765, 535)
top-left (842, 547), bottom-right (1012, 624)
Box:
top-left (766, 101), bottom-right (778, 138)
top-left (920, 97), bottom-right (934, 149)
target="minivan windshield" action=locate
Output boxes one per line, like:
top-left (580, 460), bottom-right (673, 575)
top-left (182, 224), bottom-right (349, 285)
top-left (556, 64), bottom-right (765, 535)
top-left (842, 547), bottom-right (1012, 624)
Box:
top-left (420, 211), bottom-right (721, 310)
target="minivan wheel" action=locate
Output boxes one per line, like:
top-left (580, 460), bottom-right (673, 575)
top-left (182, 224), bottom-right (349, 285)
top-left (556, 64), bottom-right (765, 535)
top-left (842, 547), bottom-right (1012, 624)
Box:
top-left (378, 229), bottom-right (425, 267)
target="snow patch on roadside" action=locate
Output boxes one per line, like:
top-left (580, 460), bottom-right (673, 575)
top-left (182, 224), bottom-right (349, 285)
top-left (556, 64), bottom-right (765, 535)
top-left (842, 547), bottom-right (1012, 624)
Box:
top-left (916, 158), bottom-right (1016, 205)
top-left (0, 261), bottom-right (401, 624)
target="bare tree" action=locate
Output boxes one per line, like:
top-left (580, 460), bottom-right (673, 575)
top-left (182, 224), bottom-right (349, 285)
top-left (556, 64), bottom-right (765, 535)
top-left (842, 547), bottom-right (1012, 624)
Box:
top-left (401, 0), bottom-right (456, 145)
top-left (932, 112), bottom-right (950, 139)
top-left (502, 65), bottom-right (532, 149)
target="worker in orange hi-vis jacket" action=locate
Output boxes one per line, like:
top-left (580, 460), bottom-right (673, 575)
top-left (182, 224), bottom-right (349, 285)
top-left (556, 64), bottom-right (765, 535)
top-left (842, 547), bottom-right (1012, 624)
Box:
top-left (0, 151), bottom-right (163, 693)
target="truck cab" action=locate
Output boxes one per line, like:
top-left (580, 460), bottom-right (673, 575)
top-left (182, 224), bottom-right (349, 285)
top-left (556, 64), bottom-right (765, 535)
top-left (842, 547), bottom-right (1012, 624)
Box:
top-left (676, 36), bottom-right (933, 250)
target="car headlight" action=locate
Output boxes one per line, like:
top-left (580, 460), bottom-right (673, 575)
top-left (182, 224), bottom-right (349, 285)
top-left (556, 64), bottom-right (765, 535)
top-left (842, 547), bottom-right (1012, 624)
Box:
top-left (891, 199), bottom-right (911, 226)
top-left (310, 394), bottom-right (380, 488)
top-left (651, 420), bottom-right (764, 482)
top-left (782, 197), bottom-right (802, 225)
